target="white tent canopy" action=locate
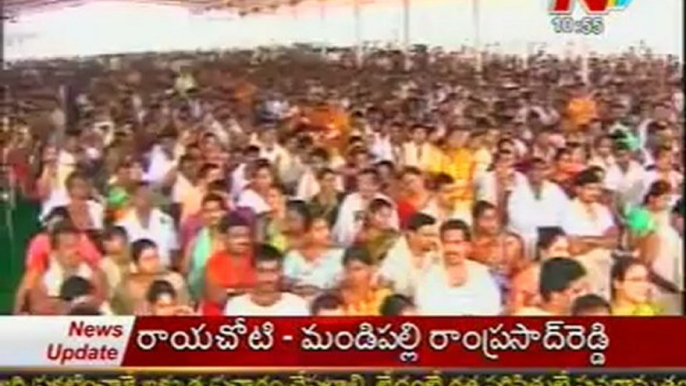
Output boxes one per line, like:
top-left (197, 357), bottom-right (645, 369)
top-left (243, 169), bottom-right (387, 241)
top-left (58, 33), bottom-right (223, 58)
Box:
top-left (5, 0), bottom-right (683, 60)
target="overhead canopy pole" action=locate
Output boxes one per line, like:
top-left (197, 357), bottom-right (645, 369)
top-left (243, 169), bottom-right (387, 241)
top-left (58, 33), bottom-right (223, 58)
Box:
top-left (472, 0), bottom-right (482, 73)
top-left (402, 0), bottom-right (410, 71)
top-left (319, 0), bottom-right (327, 55)
top-left (354, 0), bottom-right (362, 67)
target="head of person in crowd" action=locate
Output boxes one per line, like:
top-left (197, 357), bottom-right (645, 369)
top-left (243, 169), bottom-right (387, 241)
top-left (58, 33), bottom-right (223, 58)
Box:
top-left (567, 142), bottom-right (588, 165)
top-left (65, 170), bottom-right (92, 201)
top-left (573, 168), bottom-right (604, 204)
top-left (672, 198), bottom-right (683, 236)
top-left (219, 212), bottom-right (253, 257)
top-left (434, 173), bottom-right (458, 208)
top-left (308, 147), bottom-right (330, 173)
top-left (445, 126), bottom-right (470, 150)
top-left (342, 245), bottom-right (376, 291)
top-left (539, 257), bottom-right (588, 315)
top-left (285, 200), bottom-right (313, 236)
top-left (356, 168), bottom-right (381, 201)
top-left (197, 163), bottom-right (223, 188)
top-left (178, 154), bottom-right (200, 181)
top-left (252, 244), bottom-right (285, 296)
top-left (115, 159), bottom-right (143, 187)
top-left (260, 125), bottom-right (279, 149)
top-left (526, 157), bottom-right (550, 188)
top-left (241, 145), bottom-right (262, 170)
top-left (643, 180), bottom-right (673, 213)
top-left (132, 182), bottom-right (155, 214)
top-left (131, 239), bottom-right (162, 275)
top-left (266, 184), bottom-right (288, 215)
top-left (317, 168), bottom-right (339, 197)
top-left (536, 227), bottom-right (570, 260)
top-left (250, 159), bottom-right (275, 192)
top-left (553, 147), bottom-right (575, 174)
top-left (366, 198), bottom-right (395, 231)
top-left (646, 121), bottom-right (673, 150)
top-left (410, 124), bottom-right (428, 145)
top-left (146, 279), bottom-right (190, 316)
top-left (102, 225), bottom-right (129, 261)
top-left (310, 293), bottom-right (344, 316)
top-left (612, 141), bottom-right (635, 168)
top-left (472, 200), bottom-right (502, 237)
top-left (571, 294), bottom-right (611, 316)
top-left (306, 215), bottom-right (334, 248)
top-left (59, 275), bottom-right (98, 314)
top-left (652, 146), bottom-right (675, 173)
top-left (400, 167), bottom-right (427, 197)
top-left (405, 213), bottom-right (439, 253)
top-left (67, 304), bottom-right (103, 316)
top-left (379, 294), bottom-right (417, 316)
top-left (610, 258), bottom-right (654, 315)
top-left (51, 223), bottom-right (83, 270)
top-left (439, 219), bottom-right (472, 266)
top-left (201, 193), bottom-right (229, 229)
top-left (593, 135), bottom-right (614, 160)
top-left (491, 149), bottom-right (516, 174)
top-left (63, 130), bottom-right (82, 155)
top-left (42, 207), bottom-right (71, 232)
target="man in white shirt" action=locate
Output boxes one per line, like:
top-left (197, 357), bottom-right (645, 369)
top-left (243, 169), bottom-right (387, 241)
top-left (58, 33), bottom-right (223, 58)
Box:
top-left (333, 168), bottom-right (399, 246)
top-left (604, 142), bottom-right (646, 209)
top-left (379, 213), bottom-right (439, 298)
top-left (561, 169), bottom-right (619, 299)
top-left (224, 244), bottom-right (309, 316)
top-left (415, 219), bottom-right (501, 316)
top-left (236, 159), bottom-right (274, 216)
top-left (145, 131), bottom-right (178, 186)
top-left (117, 183), bottom-right (179, 269)
top-left (508, 158), bottom-right (570, 259)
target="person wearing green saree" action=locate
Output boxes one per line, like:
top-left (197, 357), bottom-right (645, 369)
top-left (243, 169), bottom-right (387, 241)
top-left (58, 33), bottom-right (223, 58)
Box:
top-left (182, 193), bottom-right (228, 301)
top-left (353, 198), bottom-right (400, 264)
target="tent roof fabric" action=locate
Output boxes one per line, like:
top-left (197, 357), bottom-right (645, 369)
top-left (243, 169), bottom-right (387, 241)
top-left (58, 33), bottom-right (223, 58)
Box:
top-left (2, 0), bottom-right (306, 18)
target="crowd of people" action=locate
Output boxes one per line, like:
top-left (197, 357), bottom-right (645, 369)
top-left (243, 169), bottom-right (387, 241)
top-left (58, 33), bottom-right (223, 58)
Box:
top-left (1, 45), bottom-right (683, 317)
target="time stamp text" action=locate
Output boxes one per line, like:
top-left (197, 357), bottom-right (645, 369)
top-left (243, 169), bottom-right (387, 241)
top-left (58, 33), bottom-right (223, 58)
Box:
top-left (551, 16), bottom-right (605, 35)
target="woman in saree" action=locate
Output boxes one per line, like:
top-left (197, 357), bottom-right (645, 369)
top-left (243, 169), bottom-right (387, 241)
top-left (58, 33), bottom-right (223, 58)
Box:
top-left (353, 198), bottom-right (401, 264)
top-left (182, 193), bottom-right (228, 301)
top-left (611, 258), bottom-right (660, 316)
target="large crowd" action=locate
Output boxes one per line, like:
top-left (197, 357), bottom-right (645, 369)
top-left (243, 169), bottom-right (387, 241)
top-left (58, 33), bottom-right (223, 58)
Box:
top-left (1, 46), bottom-right (683, 317)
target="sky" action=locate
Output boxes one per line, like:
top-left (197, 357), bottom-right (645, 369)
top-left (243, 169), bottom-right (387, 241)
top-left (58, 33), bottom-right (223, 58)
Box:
top-left (4, 0), bottom-right (683, 60)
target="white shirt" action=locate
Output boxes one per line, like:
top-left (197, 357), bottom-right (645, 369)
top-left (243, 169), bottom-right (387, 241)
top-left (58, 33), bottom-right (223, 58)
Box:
top-left (507, 180), bottom-right (569, 244)
top-left (379, 237), bottom-right (438, 298)
top-left (604, 161), bottom-right (646, 207)
top-left (145, 145), bottom-right (176, 185)
top-left (561, 199), bottom-right (615, 237)
top-left (476, 171), bottom-right (527, 206)
top-left (332, 192), bottom-right (399, 247)
top-left (371, 134), bottom-right (395, 163)
top-left (236, 188), bottom-right (271, 215)
top-left (40, 192), bottom-right (104, 230)
top-left (231, 164), bottom-right (250, 199)
top-left (224, 293), bottom-right (310, 316)
top-left (416, 260), bottom-right (502, 316)
top-left (641, 170), bottom-right (683, 206)
top-left (117, 209), bottom-right (178, 267)
top-left (283, 248), bottom-right (344, 290)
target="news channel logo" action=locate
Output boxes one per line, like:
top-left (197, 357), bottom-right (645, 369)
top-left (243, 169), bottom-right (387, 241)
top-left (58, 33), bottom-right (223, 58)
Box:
top-left (548, 0), bottom-right (633, 36)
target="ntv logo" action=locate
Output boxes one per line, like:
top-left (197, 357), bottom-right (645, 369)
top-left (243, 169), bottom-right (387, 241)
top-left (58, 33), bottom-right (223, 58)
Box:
top-left (550, 0), bottom-right (633, 14)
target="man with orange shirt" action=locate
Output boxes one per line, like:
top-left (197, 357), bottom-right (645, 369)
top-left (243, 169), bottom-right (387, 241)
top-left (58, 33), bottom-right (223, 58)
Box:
top-left (566, 84), bottom-right (598, 130)
top-left (203, 213), bottom-right (255, 315)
